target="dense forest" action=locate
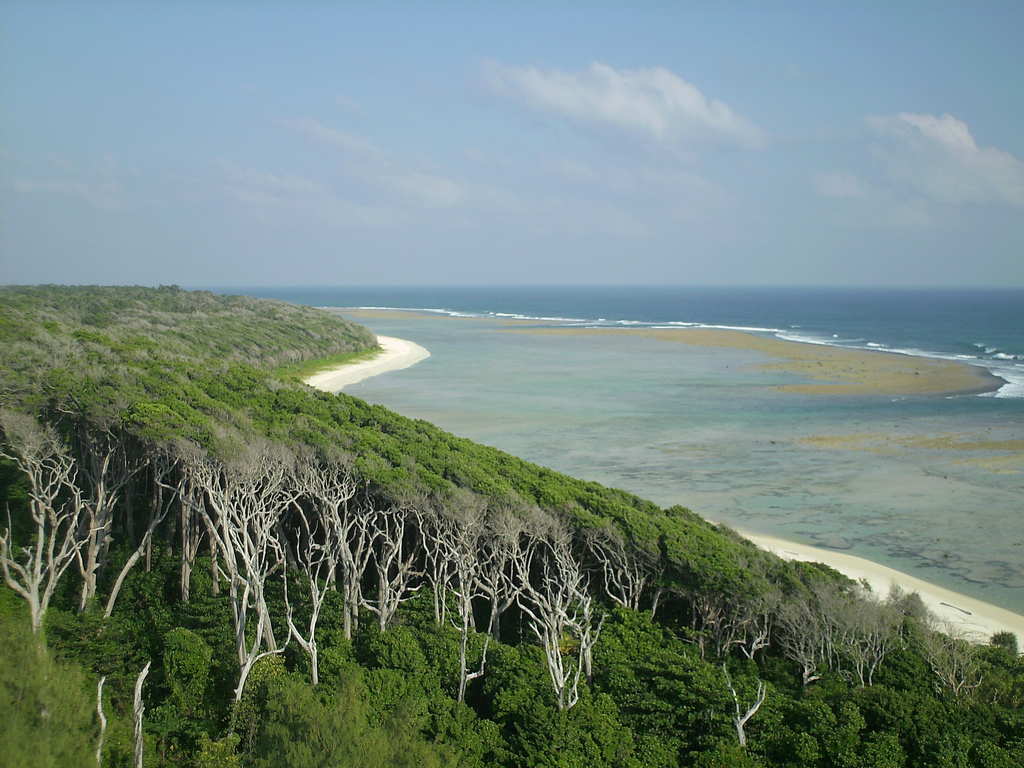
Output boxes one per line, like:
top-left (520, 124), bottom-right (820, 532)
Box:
top-left (0, 285), bottom-right (1021, 768)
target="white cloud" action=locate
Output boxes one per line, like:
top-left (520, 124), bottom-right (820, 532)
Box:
top-left (814, 172), bottom-right (867, 199)
top-left (284, 118), bottom-right (386, 164)
top-left (484, 61), bottom-right (763, 148)
top-left (866, 113), bottom-right (1024, 207)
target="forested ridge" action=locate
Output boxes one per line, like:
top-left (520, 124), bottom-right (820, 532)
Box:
top-left (0, 285), bottom-right (1021, 768)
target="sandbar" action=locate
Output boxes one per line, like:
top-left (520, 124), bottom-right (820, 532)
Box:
top-left (303, 335), bottom-right (430, 392)
top-left (743, 529), bottom-right (1024, 649)
top-left (325, 308), bottom-right (445, 321)
top-left (507, 327), bottom-right (1003, 397)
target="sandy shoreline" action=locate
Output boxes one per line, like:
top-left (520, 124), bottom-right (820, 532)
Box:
top-left (303, 335), bottom-right (430, 392)
top-left (743, 529), bottom-right (1024, 648)
top-left (507, 327), bottom-right (1004, 397)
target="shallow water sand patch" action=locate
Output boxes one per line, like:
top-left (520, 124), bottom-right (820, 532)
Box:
top-left (505, 326), bottom-right (1002, 397)
top-left (797, 432), bottom-right (1024, 475)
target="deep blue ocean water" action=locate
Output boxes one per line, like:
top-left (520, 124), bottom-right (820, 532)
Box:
top-left (212, 286), bottom-right (1024, 612)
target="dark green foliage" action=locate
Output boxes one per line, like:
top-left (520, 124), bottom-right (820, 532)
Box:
top-left (0, 615), bottom-right (97, 768)
top-left (247, 671), bottom-right (453, 768)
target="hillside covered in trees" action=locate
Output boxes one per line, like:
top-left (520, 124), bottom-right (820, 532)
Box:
top-left (0, 285), bottom-right (1021, 768)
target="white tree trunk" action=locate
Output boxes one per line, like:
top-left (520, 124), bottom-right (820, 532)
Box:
top-left (133, 662), bottom-right (150, 768)
top-left (96, 676), bottom-right (107, 767)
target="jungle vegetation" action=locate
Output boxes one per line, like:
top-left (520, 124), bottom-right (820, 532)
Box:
top-left (0, 285), bottom-right (1021, 767)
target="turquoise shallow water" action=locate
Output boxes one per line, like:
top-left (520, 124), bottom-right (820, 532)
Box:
top-left (333, 312), bottom-right (1024, 613)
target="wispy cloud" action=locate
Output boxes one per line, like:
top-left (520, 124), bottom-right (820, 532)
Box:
top-left (484, 61), bottom-right (764, 149)
top-left (866, 112), bottom-right (1024, 207)
top-left (219, 163), bottom-right (398, 228)
top-left (284, 117), bottom-right (469, 208)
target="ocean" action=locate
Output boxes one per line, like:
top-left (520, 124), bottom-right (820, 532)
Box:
top-left (226, 286), bottom-right (1024, 612)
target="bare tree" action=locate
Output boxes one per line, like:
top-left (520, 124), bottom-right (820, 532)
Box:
top-left (516, 517), bottom-right (603, 711)
top-left (736, 589), bottom-right (780, 660)
top-left (176, 444), bottom-right (206, 603)
top-left (723, 664), bottom-right (766, 748)
top-left (299, 462), bottom-right (371, 640)
top-left (686, 588), bottom-right (738, 659)
top-left (189, 445), bottom-right (295, 702)
top-left (0, 411), bottom-right (89, 634)
top-left (420, 505), bottom-right (455, 626)
top-left (776, 593), bottom-right (825, 686)
top-left (364, 504), bottom-right (421, 631)
top-left (431, 495), bottom-right (491, 702)
top-left (73, 423), bottom-right (143, 612)
top-left (476, 508), bottom-right (527, 641)
top-left (133, 662), bottom-right (151, 768)
top-left (585, 525), bottom-right (653, 611)
top-left (922, 620), bottom-right (983, 698)
top-left (102, 449), bottom-right (178, 618)
top-left (843, 592), bottom-right (902, 687)
top-left (280, 460), bottom-right (355, 685)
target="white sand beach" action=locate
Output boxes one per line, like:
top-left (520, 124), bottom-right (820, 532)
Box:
top-left (744, 530), bottom-right (1024, 648)
top-left (304, 335), bottom-right (430, 393)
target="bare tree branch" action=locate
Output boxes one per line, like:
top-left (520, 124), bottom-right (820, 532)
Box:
top-left (723, 664), bottom-right (766, 748)
top-left (515, 515), bottom-right (603, 711)
top-left (0, 410), bottom-right (89, 634)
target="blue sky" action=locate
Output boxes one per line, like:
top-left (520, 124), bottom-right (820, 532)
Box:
top-left (2, 1), bottom-right (1023, 286)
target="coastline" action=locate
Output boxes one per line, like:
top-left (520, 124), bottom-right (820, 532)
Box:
top-left (505, 326), bottom-right (1004, 397)
top-left (742, 529), bottom-right (1024, 648)
top-left (315, 309), bottom-right (1022, 642)
top-left (303, 335), bottom-right (430, 392)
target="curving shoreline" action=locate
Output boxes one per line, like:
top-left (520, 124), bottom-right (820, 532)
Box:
top-left (303, 335), bottom-right (430, 392)
top-left (743, 529), bottom-right (1024, 648)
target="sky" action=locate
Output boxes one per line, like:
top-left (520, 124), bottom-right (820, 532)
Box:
top-left (2, 1), bottom-right (1023, 287)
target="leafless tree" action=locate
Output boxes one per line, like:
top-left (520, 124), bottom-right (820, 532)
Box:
top-left (0, 411), bottom-right (90, 634)
top-left (776, 593), bottom-right (825, 686)
top-left (102, 449), bottom-right (179, 618)
top-left (584, 525), bottom-right (653, 611)
top-left (686, 588), bottom-right (738, 659)
top-left (723, 664), bottom-right (766, 748)
top-left (843, 592), bottom-right (902, 687)
top-left (736, 589), bottom-right (780, 660)
top-left (133, 662), bottom-right (151, 768)
top-left (431, 494), bottom-right (491, 702)
top-left (516, 516), bottom-right (604, 711)
top-left (364, 504), bottom-right (421, 631)
top-left (188, 444), bottom-right (295, 702)
top-left (175, 444), bottom-right (206, 603)
top-left (476, 508), bottom-right (528, 641)
top-left (297, 460), bottom-right (371, 640)
top-left (281, 459), bottom-right (356, 685)
top-left (420, 505), bottom-right (455, 627)
top-left (96, 676), bottom-right (107, 767)
top-left (73, 423), bottom-right (144, 612)
top-left (922, 620), bottom-right (983, 698)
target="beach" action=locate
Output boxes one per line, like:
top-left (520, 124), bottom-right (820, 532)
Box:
top-left (303, 335), bottom-right (430, 392)
top-left (506, 326), bottom-right (1004, 397)
top-left (744, 530), bottom-right (1024, 648)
